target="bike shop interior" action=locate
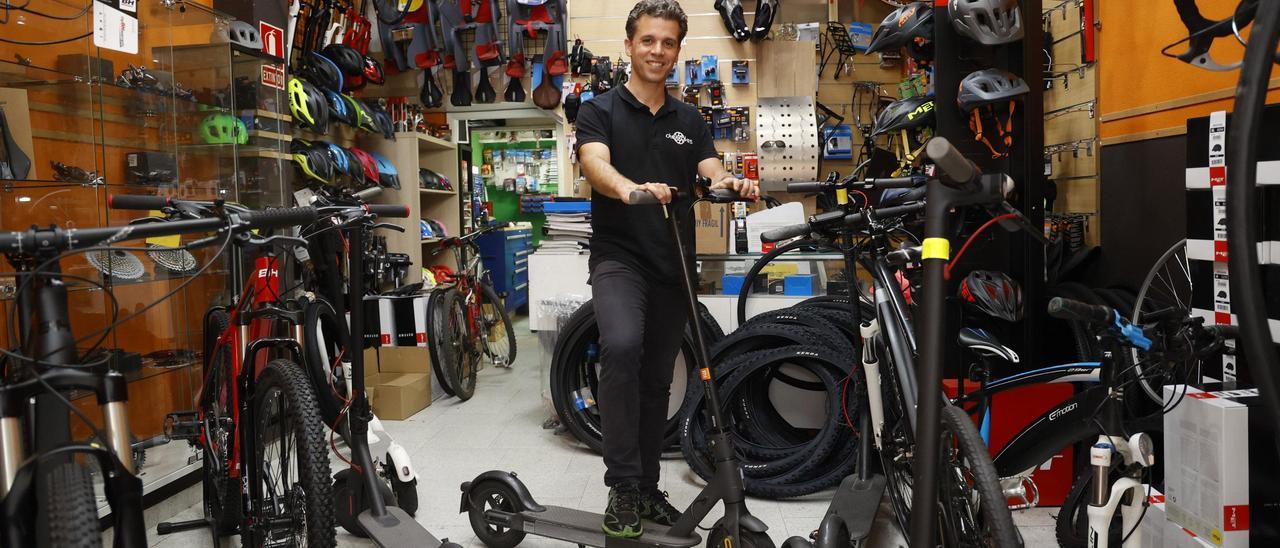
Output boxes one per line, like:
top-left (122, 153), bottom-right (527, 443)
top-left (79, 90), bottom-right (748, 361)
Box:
top-left (0, 0), bottom-right (1276, 547)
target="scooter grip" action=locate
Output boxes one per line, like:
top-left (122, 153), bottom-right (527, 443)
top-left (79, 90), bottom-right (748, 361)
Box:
top-left (627, 190), bottom-right (661, 205)
top-left (108, 194), bottom-right (172, 210)
top-left (786, 181), bottom-right (826, 193)
top-left (1047, 297), bottom-right (1114, 325)
top-left (352, 186), bottom-right (382, 201)
top-left (760, 223), bottom-right (812, 243)
top-left (925, 137), bottom-right (978, 184)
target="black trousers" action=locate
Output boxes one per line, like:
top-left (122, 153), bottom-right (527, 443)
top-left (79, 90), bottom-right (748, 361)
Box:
top-left (591, 260), bottom-right (689, 487)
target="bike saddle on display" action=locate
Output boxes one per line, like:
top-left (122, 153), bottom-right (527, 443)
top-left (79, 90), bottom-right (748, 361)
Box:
top-left (957, 327), bottom-right (1020, 364)
top-left (564, 92), bottom-right (581, 123)
top-left (475, 69), bottom-right (497, 103)
top-left (751, 0), bottom-right (779, 41)
top-left (715, 0), bottom-right (750, 41)
top-left (451, 70), bottom-right (473, 106)
top-left (421, 70), bottom-right (445, 108)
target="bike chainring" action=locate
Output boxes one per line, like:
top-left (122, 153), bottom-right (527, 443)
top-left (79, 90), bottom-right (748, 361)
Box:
top-left (86, 249), bottom-right (146, 280)
top-left (146, 244), bottom-right (198, 274)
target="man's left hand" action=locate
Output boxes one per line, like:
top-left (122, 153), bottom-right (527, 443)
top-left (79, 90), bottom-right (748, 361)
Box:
top-left (709, 175), bottom-right (760, 201)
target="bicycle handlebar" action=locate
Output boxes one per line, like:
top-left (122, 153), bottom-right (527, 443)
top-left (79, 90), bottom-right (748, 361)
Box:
top-left (627, 187), bottom-right (748, 205)
top-left (1047, 297), bottom-right (1114, 324)
top-left (366, 204), bottom-right (410, 218)
top-left (107, 194), bottom-right (173, 211)
top-left (786, 176), bottom-right (925, 194)
top-left (240, 207), bottom-right (319, 230)
top-left (925, 137), bottom-right (979, 185)
top-left (760, 201), bottom-right (925, 243)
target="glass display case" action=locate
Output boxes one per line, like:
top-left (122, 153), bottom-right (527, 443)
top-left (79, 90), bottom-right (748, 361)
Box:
top-left (0, 0), bottom-right (290, 507)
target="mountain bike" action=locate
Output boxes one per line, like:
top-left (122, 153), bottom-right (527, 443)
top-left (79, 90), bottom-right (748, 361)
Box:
top-left (0, 202), bottom-right (307, 547)
top-left (427, 222), bottom-right (516, 400)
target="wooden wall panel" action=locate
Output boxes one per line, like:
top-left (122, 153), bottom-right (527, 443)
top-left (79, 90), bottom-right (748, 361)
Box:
top-left (1044, 0), bottom-right (1099, 244)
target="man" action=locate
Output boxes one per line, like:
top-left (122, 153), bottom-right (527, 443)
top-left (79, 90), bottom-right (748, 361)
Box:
top-left (573, 0), bottom-right (759, 538)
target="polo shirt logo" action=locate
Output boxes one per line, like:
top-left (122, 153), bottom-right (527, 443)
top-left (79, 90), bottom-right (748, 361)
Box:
top-left (665, 132), bottom-right (693, 146)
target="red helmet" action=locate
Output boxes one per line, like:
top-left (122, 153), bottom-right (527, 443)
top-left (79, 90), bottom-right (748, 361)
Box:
top-left (349, 147), bottom-right (380, 187)
top-left (958, 270), bottom-right (1023, 322)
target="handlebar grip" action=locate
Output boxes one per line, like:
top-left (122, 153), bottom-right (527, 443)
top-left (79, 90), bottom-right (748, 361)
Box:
top-left (367, 204), bottom-right (410, 218)
top-left (109, 194), bottom-right (172, 210)
top-left (786, 181), bottom-right (826, 193)
top-left (1209, 324), bottom-right (1240, 339)
top-left (1047, 297), bottom-right (1115, 324)
top-left (760, 223), bottom-right (812, 243)
top-left (352, 186), bottom-right (382, 201)
top-left (242, 207), bottom-right (318, 230)
top-left (627, 190), bottom-right (660, 205)
top-left (863, 177), bottom-right (920, 189)
top-left (875, 202), bottom-right (927, 218)
top-left (925, 137), bottom-right (978, 184)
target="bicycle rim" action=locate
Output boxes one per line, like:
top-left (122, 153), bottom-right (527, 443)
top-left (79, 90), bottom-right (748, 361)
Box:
top-left (446, 291), bottom-right (477, 399)
top-left (479, 284), bottom-right (515, 368)
top-left (1131, 239), bottom-right (1193, 404)
top-left (257, 383), bottom-right (308, 545)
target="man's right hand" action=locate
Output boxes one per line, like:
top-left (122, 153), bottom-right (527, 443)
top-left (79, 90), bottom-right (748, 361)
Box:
top-left (623, 182), bottom-right (674, 204)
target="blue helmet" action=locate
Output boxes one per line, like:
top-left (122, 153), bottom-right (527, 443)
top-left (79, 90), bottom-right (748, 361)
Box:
top-left (324, 143), bottom-right (350, 175)
top-left (324, 89), bottom-right (356, 127)
top-left (368, 151), bottom-right (399, 189)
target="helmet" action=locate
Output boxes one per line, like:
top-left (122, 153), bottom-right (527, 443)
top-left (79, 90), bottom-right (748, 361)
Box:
top-left (958, 270), bottom-right (1023, 322)
top-left (341, 147), bottom-right (366, 183)
top-left (322, 44), bottom-right (365, 76)
top-left (950, 0), bottom-right (1023, 46)
top-left (363, 55), bottom-right (386, 85)
top-left (957, 69), bottom-right (1029, 111)
top-left (366, 101), bottom-right (395, 139)
top-left (198, 113), bottom-right (248, 145)
top-left (369, 151), bottom-right (400, 189)
top-left (226, 20), bottom-right (263, 50)
top-left (324, 89), bottom-right (357, 127)
top-left (299, 52), bottom-right (344, 92)
top-left (866, 2), bottom-right (933, 60)
top-left (349, 148), bottom-right (380, 185)
top-left (871, 95), bottom-right (935, 137)
top-left (293, 146), bottom-right (334, 183)
top-left (344, 95), bottom-right (376, 132)
top-left (324, 143), bottom-right (350, 175)
top-left (420, 219), bottom-right (435, 238)
top-left (288, 78), bottom-right (330, 133)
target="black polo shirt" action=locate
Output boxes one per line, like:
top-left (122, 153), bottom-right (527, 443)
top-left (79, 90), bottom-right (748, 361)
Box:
top-left (574, 85), bottom-right (718, 284)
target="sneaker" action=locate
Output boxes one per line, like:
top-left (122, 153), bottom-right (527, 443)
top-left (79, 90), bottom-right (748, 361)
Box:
top-left (639, 485), bottom-right (682, 526)
top-left (603, 483), bottom-right (644, 538)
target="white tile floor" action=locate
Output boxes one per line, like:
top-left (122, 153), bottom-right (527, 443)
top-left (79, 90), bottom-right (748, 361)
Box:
top-left (136, 317), bottom-right (1060, 547)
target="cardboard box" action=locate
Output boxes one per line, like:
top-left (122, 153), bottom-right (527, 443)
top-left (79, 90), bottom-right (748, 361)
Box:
top-left (695, 202), bottom-right (729, 255)
top-left (370, 373), bottom-right (430, 420)
top-left (1163, 385), bottom-right (1279, 547)
top-left (372, 346), bottom-right (432, 375)
top-left (361, 348), bottom-right (381, 380)
top-left (784, 274), bottom-right (817, 296)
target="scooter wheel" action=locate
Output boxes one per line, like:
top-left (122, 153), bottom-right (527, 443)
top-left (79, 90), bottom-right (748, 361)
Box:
top-left (707, 526), bottom-right (775, 548)
top-left (468, 481), bottom-right (527, 548)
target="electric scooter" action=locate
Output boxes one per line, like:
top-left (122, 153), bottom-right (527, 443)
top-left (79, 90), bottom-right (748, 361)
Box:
top-left (459, 186), bottom-right (775, 548)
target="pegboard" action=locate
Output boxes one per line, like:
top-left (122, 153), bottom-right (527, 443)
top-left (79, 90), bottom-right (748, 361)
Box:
top-left (755, 96), bottom-right (818, 189)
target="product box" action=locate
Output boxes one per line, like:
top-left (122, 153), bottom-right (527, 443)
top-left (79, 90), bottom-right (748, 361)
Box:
top-left (389, 295), bottom-right (428, 347)
top-left (372, 346), bottom-right (432, 376)
top-left (124, 152), bottom-right (177, 186)
top-left (1138, 486), bottom-right (1167, 548)
top-left (695, 202), bottom-right (730, 255)
top-left (369, 372), bottom-right (430, 420)
top-left (745, 202), bottom-right (805, 253)
top-left (783, 274), bottom-right (817, 296)
top-left (1163, 384), bottom-right (1280, 547)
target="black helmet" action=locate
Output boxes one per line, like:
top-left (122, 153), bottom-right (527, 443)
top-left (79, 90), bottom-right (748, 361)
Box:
top-left (321, 44), bottom-right (365, 77)
top-left (866, 2), bottom-right (934, 61)
top-left (959, 270), bottom-right (1023, 322)
top-left (299, 52), bottom-right (344, 92)
top-left (957, 68), bottom-right (1029, 111)
top-left (950, 0), bottom-right (1024, 46)
top-left (871, 95), bottom-right (935, 137)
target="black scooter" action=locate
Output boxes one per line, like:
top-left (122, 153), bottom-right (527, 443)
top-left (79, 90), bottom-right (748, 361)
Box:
top-left (459, 186), bottom-right (773, 548)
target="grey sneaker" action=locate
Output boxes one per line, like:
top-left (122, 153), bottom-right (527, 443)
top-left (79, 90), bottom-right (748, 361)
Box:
top-left (603, 482), bottom-right (644, 538)
top-left (639, 484), bottom-right (682, 526)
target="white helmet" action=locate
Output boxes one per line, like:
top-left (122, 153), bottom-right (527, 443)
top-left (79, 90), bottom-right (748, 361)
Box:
top-left (950, 0), bottom-right (1023, 46)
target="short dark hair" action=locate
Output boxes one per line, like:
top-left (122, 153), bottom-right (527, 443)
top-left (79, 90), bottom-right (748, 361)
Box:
top-left (626, 0), bottom-right (689, 43)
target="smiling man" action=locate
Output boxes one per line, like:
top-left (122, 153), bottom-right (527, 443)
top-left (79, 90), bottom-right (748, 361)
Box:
top-left (572, 0), bottom-right (759, 539)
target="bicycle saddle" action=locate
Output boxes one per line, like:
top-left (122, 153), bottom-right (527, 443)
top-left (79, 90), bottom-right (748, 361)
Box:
top-left (957, 327), bottom-right (1020, 364)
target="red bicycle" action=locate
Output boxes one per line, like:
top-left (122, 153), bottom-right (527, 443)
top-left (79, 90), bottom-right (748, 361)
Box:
top-left (428, 223), bottom-right (517, 400)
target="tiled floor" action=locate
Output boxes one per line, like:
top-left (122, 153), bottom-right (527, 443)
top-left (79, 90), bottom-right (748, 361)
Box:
top-left (137, 317), bottom-right (1059, 547)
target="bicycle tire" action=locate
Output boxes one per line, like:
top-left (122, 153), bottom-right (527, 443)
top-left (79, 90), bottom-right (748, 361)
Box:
top-left (1055, 466), bottom-right (1122, 548)
top-left (697, 301), bottom-right (726, 342)
top-left (441, 288), bottom-right (479, 400)
top-left (479, 282), bottom-right (517, 368)
top-left (39, 462), bottom-right (101, 548)
top-left (736, 239), bottom-right (831, 326)
top-left (250, 359), bottom-right (336, 547)
top-left (1130, 239), bottom-right (1194, 406)
top-left (426, 287), bottom-right (457, 397)
top-left (302, 297), bottom-right (350, 427)
top-left (199, 308), bottom-right (242, 532)
top-left (937, 404), bottom-right (1021, 548)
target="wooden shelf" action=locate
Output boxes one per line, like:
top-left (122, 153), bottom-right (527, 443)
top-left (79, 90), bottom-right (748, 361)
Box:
top-left (422, 237), bottom-right (442, 244)
top-left (419, 188), bottom-right (455, 196)
top-left (396, 132), bottom-right (455, 150)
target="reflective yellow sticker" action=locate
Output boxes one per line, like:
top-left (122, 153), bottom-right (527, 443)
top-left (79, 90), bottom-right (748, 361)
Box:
top-left (145, 210), bottom-right (181, 247)
top-left (835, 188), bottom-right (849, 205)
top-left (921, 237), bottom-right (950, 260)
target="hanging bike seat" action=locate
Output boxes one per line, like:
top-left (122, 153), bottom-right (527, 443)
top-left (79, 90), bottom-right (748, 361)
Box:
top-left (957, 328), bottom-right (1020, 364)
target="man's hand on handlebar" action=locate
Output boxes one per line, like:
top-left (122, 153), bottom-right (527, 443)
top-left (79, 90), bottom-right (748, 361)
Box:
top-left (708, 174), bottom-right (760, 201)
top-left (623, 182), bottom-right (675, 205)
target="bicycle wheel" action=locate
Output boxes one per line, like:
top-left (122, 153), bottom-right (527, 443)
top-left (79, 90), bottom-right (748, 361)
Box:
top-left (442, 288), bottom-right (480, 400)
top-left (1055, 467), bottom-right (1122, 548)
top-left (38, 462), bottom-right (101, 548)
top-left (937, 404), bottom-right (1021, 548)
top-left (479, 282), bottom-right (517, 368)
top-left (302, 297), bottom-right (350, 428)
top-left (427, 288), bottom-right (457, 397)
top-left (199, 309), bottom-right (242, 532)
top-left (1131, 239), bottom-right (1193, 405)
top-left (250, 359), bottom-right (335, 547)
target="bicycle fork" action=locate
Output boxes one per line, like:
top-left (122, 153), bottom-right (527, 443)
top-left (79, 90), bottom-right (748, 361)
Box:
top-left (1086, 433), bottom-right (1154, 548)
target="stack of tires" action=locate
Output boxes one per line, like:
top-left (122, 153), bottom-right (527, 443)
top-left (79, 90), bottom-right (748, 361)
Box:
top-left (680, 296), bottom-right (872, 498)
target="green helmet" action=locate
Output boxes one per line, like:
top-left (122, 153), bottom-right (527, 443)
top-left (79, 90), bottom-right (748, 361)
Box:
top-left (199, 113), bottom-right (248, 145)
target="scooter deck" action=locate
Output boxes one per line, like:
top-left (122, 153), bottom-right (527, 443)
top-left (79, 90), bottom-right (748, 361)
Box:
top-left (826, 474), bottom-right (885, 541)
top-left (496, 505), bottom-right (702, 548)
top-left (359, 506), bottom-right (448, 547)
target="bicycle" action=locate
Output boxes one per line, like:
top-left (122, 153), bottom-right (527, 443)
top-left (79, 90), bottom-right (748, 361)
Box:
top-left (760, 180), bottom-right (1021, 547)
top-left (0, 202), bottom-right (305, 547)
top-left (427, 222), bottom-right (517, 400)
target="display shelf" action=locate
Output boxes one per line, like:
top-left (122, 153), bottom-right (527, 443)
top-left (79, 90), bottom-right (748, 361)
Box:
top-left (697, 252), bottom-right (846, 260)
top-left (419, 188), bottom-right (455, 196)
top-left (406, 131), bottom-right (456, 150)
top-left (422, 237), bottom-right (442, 244)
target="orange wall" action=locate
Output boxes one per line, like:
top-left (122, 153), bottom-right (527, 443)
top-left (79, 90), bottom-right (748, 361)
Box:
top-left (1098, 0), bottom-right (1280, 140)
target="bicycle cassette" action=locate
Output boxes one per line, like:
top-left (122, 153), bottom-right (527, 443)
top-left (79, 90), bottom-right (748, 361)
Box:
top-left (146, 244), bottom-right (197, 274)
top-left (86, 249), bottom-right (146, 280)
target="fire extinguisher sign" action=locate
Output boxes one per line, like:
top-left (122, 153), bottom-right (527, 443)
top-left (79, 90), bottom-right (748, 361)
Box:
top-left (260, 21), bottom-right (285, 60)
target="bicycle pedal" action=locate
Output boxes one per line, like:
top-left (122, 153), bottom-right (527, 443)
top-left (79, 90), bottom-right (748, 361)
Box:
top-left (164, 411), bottom-right (201, 442)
